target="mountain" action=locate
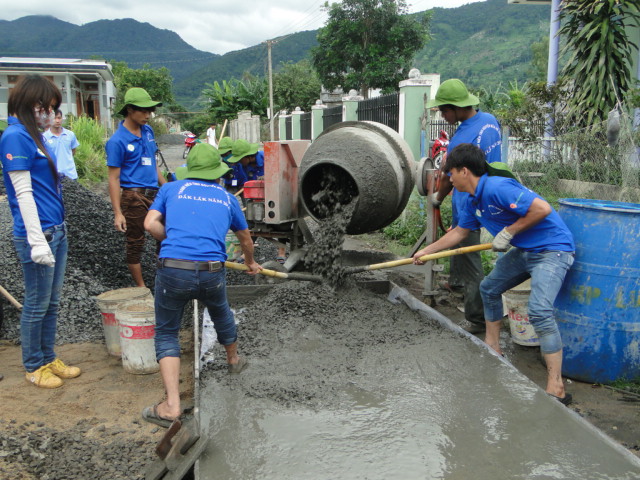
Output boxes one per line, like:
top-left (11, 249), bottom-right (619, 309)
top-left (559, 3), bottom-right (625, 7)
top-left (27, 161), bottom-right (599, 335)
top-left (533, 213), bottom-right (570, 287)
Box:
top-left (0, 1), bottom-right (551, 108)
top-left (0, 15), bottom-right (218, 87)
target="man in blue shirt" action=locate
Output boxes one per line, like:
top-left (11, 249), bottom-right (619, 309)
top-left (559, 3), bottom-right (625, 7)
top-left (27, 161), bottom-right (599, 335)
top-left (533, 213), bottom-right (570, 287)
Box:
top-left (142, 143), bottom-right (261, 427)
top-left (429, 79), bottom-right (502, 333)
top-left (106, 87), bottom-right (166, 287)
top-left (414, 144), bottom-right (575, 405)
top-left (44, 110), bottom-right (80, 180)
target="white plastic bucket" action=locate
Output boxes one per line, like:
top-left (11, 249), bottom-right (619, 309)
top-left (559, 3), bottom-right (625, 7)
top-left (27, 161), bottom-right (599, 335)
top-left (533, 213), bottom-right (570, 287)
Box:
top-left (95, 287), bottom-right (151, 356)
top-left (504, 279), bottom-right (539, 346)
top-left (117, 299), bottom-right (159, 374)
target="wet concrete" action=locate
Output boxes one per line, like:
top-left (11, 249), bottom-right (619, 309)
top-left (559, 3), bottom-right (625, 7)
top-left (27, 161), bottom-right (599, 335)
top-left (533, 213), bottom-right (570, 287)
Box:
top-left (196, 281), bottom-right (640, 479)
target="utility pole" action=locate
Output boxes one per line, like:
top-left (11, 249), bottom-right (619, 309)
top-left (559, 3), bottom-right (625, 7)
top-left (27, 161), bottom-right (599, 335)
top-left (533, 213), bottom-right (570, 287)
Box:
top-left (266, 39), bottom-right (276, 141)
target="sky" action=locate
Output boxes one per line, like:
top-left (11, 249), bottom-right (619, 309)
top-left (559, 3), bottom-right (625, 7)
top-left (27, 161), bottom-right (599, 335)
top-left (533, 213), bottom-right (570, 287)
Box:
top-left (2, 0), bottom-right (486, 55)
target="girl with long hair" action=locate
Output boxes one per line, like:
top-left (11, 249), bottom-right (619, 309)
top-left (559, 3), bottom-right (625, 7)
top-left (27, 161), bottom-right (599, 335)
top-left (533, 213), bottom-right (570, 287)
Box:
top-left (0, 74), bottom-right (81, 388)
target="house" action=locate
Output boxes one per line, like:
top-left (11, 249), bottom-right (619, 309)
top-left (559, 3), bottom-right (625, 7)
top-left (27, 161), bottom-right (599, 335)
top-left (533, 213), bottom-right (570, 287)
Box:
top-left (0, 57), bottom-right (116, 129)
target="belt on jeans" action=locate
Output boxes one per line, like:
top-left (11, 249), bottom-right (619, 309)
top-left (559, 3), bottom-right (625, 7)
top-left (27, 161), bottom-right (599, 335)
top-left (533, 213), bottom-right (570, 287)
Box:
top-left (122, 187), bottom-right (158, 197)
top-left (158, 258), bottom-right (224, 272)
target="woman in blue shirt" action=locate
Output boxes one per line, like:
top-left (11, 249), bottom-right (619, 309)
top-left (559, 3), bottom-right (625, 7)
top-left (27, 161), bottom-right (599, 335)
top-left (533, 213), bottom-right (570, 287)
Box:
top-left (0, 75), bottom-right (81, 389)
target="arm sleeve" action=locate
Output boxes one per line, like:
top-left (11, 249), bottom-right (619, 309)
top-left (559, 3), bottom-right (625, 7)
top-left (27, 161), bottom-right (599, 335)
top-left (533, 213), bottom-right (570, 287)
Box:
top-left (105, 139), bottom-right (124, 168)
top-left (8, 170), bottom-right (48, 248)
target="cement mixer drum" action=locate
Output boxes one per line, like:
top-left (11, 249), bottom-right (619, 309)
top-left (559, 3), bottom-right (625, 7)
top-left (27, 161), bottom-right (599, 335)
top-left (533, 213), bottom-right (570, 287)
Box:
top-left (298, 121), bottom-right (416, 235)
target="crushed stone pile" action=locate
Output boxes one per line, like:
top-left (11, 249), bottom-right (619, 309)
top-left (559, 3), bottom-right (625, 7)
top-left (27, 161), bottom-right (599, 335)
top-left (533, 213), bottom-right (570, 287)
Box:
top-left (0, 419), bottom-right (156, 480)
top-left (0, 176), bottom-right (282, 344)
top-left (0, 177), bottom-right (158, 344)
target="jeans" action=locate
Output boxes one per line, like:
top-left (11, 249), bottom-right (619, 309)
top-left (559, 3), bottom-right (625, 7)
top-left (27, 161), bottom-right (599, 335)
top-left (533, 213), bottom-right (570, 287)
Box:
top-left (154, 266), bottom-right (236, 361)
top-left (13, 223), bottom-right (68, 372)
top-left (479, 248), bottom-right (574, 354)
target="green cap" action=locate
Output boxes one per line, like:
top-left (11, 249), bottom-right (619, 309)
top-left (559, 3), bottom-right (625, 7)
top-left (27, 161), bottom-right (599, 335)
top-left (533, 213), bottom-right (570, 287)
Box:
top-left (218, 136), bottom-right (234, 155)
top-left (227, 139), bottom-right (260, 164)
top-left (486, 161), bottom-right (517, 180)
top-left (118, 87), bottom-right (162, 116)
top-left (175, 143), bottom-right (231, 181)
top-left (427, 79), bottom-right (479, 108)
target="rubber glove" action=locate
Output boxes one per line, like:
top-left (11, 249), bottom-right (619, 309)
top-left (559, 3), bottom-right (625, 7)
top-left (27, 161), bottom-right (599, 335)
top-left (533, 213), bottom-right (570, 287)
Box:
top-left (429, 192), bottom-right (441, 208)
top-left (492, 228), bottom-right (513, 252)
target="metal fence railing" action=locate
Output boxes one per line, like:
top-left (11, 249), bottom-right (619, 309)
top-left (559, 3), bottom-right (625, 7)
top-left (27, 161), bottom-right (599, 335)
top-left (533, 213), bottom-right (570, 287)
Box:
top-left (429, 120), bottom-right (457, 142)
top-left (300, 112), bottom-right (312, 140)
top-left (323, 105), bottom-right (343, 130)
top-left (357, 93), bottom-right (400, 131)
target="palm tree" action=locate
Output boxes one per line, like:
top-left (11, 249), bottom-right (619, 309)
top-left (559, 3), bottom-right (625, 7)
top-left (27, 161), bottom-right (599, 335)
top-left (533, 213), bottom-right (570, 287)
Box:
top-left (559, 0), bottom-right (640, 126)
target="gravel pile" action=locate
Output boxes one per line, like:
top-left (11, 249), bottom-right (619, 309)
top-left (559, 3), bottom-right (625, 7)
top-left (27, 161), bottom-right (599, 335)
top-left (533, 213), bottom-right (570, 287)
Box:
top-left (0, 176), bottom-right (287, 343)
top-left (0, 177), bottom-right (158, 344)
top-left (0, 419), bottom-right (156, 480)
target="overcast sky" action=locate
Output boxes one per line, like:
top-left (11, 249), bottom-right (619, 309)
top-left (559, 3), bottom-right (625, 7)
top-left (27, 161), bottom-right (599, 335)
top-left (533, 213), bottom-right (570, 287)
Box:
top-left (3, 0), bottom-right (486, 55)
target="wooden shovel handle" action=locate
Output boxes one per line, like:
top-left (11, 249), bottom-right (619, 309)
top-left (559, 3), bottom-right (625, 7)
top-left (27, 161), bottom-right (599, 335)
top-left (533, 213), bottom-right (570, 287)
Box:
top-left (352, 243), bottom-right (493, 273)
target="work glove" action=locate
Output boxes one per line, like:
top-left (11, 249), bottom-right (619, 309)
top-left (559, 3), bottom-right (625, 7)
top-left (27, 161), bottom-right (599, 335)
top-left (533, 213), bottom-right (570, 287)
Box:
top-left (429, 193), bottom-right (441, 208)
top-left (31, 243), bottom-right (56, 267)
top-left (492, 228), bottom-right (513, 252)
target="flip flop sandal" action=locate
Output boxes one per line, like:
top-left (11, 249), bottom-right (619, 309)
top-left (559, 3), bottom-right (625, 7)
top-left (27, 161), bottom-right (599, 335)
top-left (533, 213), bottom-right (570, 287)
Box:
top-left (228, 356), bottom-right (248, 374)
top-left (276, 256), bottom-right (286, 264)
top-left (142, 403), bottom-right (177, 428)
top-left (548, 392), bottom-right (573, 406)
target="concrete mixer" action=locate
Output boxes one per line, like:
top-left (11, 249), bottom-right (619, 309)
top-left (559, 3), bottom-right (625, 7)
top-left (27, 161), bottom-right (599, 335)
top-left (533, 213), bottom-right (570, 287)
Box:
top-left (241, 121), bottom-right (417, 271)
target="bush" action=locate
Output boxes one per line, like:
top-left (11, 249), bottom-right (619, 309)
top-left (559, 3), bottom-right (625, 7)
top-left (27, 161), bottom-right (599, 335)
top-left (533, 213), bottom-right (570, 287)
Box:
top-left (67, 115), bottom-right (107, 183)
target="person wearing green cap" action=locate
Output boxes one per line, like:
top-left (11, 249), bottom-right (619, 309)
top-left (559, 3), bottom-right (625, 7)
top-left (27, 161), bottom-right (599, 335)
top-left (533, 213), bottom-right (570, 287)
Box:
top-left (228, 138), bottom-right (264, 182)
top-left (428, 78), bottom-right (503, 334)
top-left (142, 143), bottom-right (261, 427)
top-left (106, 87), bottom-right (165, 287)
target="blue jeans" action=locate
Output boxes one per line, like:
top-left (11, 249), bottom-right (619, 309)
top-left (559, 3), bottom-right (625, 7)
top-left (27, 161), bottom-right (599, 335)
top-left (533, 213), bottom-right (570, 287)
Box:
top-left (13, 223), bottom-right (68, 372)
top-left (479, 248), bottom-right (574, 354)
top-left (154, 266), bottom-right (236, 361)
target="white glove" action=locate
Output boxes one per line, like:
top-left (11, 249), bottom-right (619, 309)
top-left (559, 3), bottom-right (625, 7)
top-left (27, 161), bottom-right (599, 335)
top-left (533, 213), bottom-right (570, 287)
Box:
top-left (429, 193), bottom-right (441, 208)
top-left (492, 228), bottom-right (513, 252)
top-left (31, 243), bottom-right (56, 267)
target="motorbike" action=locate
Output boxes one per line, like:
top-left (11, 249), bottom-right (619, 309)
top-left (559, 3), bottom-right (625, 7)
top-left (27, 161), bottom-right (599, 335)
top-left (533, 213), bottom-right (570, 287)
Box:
top-left (430, 129), bottom-right (449, 170)
top-left (183, 132), bottom-right (199, 159)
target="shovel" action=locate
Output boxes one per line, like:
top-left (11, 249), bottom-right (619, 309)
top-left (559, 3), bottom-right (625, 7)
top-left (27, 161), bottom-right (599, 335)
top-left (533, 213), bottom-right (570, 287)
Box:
top-left (225, 261), bottom-right (323, 282)
top-left (0, 283), bottom-right (22, 310)
top-left (345, 243), bottom-right (493, 275)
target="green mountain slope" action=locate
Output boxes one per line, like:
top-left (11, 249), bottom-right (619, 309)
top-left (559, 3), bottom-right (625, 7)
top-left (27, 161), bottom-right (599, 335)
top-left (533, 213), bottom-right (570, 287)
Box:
top-left (414, 0), bottom-right (550, 88)
top-left (0, 15), bottom-right (217, 85)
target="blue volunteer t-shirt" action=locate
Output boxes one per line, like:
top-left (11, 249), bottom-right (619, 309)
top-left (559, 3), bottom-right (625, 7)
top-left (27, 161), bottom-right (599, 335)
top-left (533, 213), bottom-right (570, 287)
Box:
top-left (447, 111), bottom-right (502, 163)
top-left (0, 117), bottom-right (65, 236)
top-left (448, 110), bottom-right (502, 227)
top-left (44, 127), bottom-right (80, 179)
top-left (457, 174), bottom-right (575, 252)
top-left (150, 179), bottom-right (248, 261)
top-left (245, 150), bottom-right (264, 181)
top-left (106, 122), bottom-right (159, 188)
top-left (224, 162), bottom-right (248, 188)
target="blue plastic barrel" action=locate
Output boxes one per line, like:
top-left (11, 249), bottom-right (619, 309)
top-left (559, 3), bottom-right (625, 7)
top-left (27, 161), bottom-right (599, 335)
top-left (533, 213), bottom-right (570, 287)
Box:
top-left (555, 198), bottom-right (640, 383)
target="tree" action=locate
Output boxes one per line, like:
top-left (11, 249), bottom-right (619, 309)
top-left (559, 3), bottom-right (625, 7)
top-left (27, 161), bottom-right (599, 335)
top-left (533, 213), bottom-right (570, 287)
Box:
top-left (559, 1), bottom-right (640, 126)
top-left (311, 0), bottom-right (431, 99)
top-left (273, 60), bottom-right (322, 112)
top-left (111, 61), bottom-right (176, 116)
top-left (527, 36), bottom-right (549, 82)
top-left (201, 74), bottom-right (268, 121)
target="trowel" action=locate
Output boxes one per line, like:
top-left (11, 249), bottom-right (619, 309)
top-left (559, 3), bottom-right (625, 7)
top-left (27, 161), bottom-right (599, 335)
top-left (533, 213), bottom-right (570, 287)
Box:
top-left (145, 414), bottom-right (208, 480)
